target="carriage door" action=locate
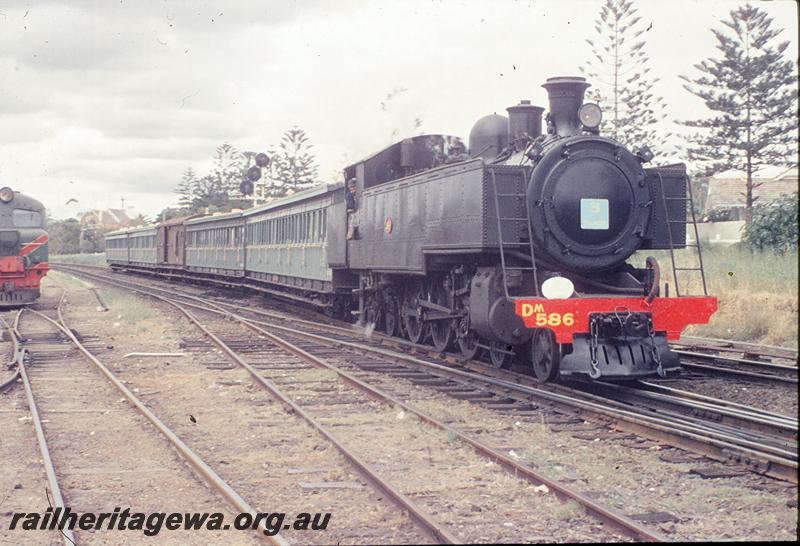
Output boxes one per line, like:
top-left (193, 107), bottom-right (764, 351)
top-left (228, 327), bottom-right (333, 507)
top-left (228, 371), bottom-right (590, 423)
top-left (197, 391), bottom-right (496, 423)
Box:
top-left (173, 229), bottom-right (184, 265)
top-left (157, 226), bottom-right (167, 263)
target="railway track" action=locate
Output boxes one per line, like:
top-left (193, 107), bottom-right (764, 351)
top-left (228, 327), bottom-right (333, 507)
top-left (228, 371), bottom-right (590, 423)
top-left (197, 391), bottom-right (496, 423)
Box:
top-left (237, 318), bottom-right (798, 482)
top-left (678, 335), bottom-right (798, 361)
top-left (2, 289), bottom-right (289, 545)
top-left (669, 337), bottom-right (797, 385)
top-left (52, 265), bottom-right (672, 541)
top-left (54, 265), bottom-right (798, 487)
top-left (53, 264), bottom-right (797, 483)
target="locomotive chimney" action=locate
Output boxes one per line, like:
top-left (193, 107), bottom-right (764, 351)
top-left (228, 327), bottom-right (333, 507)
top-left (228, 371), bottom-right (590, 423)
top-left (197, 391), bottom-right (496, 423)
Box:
top-left (541, 76), bottom-right (591, 137)
top-left (506, 100), bottom-right (544, 149)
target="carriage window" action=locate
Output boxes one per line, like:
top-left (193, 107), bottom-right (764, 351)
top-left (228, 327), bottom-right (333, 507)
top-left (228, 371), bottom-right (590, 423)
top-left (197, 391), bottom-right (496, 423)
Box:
top-left (310, 212), bottom-right (316, 243)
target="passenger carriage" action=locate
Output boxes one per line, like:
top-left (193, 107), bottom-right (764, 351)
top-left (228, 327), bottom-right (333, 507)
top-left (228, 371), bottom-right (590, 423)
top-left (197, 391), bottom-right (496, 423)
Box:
top-left (242, 183), bottom-right (354, 310)
top-left (185, 212), bottom-right (245, 278)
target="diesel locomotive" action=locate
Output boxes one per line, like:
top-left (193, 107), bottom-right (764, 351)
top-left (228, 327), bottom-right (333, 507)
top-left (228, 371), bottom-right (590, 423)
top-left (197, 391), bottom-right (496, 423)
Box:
top-left (0, 187), bottom-right (49, 305)
top-left (107, 76), bottom-right (717, 381)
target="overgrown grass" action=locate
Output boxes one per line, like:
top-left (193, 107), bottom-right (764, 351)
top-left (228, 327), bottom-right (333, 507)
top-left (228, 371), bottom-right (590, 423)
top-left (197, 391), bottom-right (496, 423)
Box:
top-left (51, 253), bottom-right (108, 267)
top-left (553, 500), bottom-right (585, 521)
top-left (46, 270), bottom-right (91, 289)
top-left (633, 246), bottom-right (798, 347)
top-left (103, 289), bottom-right (156, 328)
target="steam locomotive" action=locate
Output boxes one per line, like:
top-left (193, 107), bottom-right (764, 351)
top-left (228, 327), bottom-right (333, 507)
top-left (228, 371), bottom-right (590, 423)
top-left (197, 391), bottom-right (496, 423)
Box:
top-left (107, 76), bottom-right (718, 381)
top-left (0, 187), bottom-right (49, 305)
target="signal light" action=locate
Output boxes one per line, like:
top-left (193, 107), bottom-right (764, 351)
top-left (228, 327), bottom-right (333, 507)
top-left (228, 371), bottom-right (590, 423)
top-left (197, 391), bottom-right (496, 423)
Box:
top-left (246, 166), bottom-right (262, 182)
top-left (239, 180), bottom-right (254, 196)
top-left (255, 153), bottom-right (270, 168)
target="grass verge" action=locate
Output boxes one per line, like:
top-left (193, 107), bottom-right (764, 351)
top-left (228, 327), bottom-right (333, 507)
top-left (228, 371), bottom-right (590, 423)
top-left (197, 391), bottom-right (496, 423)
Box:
top-left (50, 253), bottom-right (107, 267)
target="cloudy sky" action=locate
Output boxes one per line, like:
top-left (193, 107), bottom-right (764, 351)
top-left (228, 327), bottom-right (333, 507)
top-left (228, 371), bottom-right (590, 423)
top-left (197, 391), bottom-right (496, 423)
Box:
top-left (0, 0), bottom-right (797, 220)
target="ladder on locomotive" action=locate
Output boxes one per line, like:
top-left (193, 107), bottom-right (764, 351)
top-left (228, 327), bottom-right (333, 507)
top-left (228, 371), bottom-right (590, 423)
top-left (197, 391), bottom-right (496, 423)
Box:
top-left (657, 173), bottom-right (709, 297)
top-left (489, 168), bottom-right (540, 298)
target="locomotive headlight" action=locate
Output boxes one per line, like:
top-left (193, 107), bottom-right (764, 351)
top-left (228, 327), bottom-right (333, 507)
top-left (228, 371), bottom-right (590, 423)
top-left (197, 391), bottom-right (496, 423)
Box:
top-left (541, 276), bottom-right (575, 300)
top-left (578, 103), bottom-right (602, 130)
top-left (0, 187), bottom-right (14, 203)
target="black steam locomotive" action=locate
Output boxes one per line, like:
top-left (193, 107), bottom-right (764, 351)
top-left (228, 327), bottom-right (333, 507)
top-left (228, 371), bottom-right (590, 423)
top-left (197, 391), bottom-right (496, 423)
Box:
top-left (108, 76), bottom-right (717, 381)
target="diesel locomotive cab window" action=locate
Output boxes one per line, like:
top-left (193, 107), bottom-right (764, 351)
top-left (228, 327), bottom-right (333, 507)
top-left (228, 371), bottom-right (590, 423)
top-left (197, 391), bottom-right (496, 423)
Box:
top-left (13, 209), bottom-right (42, 227)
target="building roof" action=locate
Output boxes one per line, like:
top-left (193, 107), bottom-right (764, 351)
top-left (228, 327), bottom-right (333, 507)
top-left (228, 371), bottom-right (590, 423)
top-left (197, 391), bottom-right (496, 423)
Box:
top-left (705, 167), bottom-right (798, 210)
top-left (80, 208), bottom-right (138, 229)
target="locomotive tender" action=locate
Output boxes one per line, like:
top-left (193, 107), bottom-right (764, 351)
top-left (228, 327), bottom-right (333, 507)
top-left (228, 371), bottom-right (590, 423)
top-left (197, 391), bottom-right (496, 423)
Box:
top-left (107, 76), bottom-right (717, 381)
top-left (0, 187), bottom-right (49, 305)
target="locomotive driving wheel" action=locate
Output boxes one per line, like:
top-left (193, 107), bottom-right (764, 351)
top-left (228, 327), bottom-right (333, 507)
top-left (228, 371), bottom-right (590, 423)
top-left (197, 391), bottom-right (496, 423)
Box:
top-left (454, 271), bottom-right (480, 359)
top-left (402, 283), bottom-right (428, 344)
top-left (429, 278), bottom-right (455, 352)
top-left (531, 329), bottom-right (560, 382)
top-left (488, 341), bottom-right (514, 369)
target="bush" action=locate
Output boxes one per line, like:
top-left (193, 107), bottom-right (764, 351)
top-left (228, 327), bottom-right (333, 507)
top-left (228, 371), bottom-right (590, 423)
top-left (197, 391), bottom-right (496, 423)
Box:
top-left (702, 206), bottom-right (739, 222)
top-left (742, 193), bottom-right (798, 253)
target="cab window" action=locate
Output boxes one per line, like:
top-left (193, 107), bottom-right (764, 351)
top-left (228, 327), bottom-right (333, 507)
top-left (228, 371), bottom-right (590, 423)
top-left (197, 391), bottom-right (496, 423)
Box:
top-left (13, 209), bottom-right (42, 228)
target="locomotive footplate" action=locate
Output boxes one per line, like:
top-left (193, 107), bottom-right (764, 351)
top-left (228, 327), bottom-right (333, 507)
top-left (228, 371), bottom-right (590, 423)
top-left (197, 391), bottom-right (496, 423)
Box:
top-left (559, 311), bottom-right (680, 379)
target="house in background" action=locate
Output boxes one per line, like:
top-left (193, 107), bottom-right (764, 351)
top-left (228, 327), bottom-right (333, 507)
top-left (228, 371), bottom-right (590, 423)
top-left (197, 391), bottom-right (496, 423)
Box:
top-left (79, 208), bottom-right (143, 252)
top-left (703, 167), bottom-right (798, 220)
top-left (694, 167), bottom-right (798, 245)
top-left (79, 209), bottom-right (139, 231)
